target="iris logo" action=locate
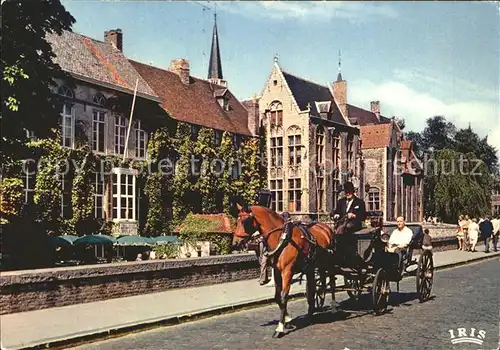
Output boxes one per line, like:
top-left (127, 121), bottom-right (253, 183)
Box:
top-left (448, 327), bottom-right (486, 345)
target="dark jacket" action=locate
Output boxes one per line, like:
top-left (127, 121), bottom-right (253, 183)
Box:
top-left (479, 220), bottom-right (494, 238)
top-left (334, 196), bottom-right (367, 232)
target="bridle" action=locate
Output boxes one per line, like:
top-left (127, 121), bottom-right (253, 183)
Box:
top-left (234, 210), bottom-right (288, 241)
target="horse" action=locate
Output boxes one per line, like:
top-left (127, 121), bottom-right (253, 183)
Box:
top-left (232, 204), bottom-right (338, 338)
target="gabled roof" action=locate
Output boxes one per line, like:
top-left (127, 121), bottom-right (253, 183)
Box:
top-left (46, 30), bottom-right (158, 100)
top-left (347, 104), bottom-right (392, 126)
top-left (130, 60), bottom-right (252, 136)
top-left (360, 123), bottom-right (394, 149)
top-left (280, 70), bottom-right (347, 126)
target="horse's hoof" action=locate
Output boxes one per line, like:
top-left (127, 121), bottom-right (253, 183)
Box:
top-left (272, 331), bottom-right (285, 338)
top-left (284, 322), bottom-right (294, 330)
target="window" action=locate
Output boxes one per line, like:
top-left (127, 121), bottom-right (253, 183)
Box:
top-left (368, 187), bottom-right (381, 211)
top-left (494, 205), bottom-right (500, 216)
top-left (493, 186), bottom-right (500, 196)
top-left (332, 131), bottom-right (341, 208)
top-left (60, 174), bottom-right (72, 218)
top-left (61, 103), bottom-right (74, 148)
top-left (114, 116), bottom-right (127, 155)
top-left (270, 136), bottom-right (283, 167)
top-left (316, 126), bottom-right (325, 165)
top-left (288, 178), bottom-right (301, 212)
top-left (25, 129), bottom-right (38, 142)
top-left (316, 177), bottom-right (324, 212)
top-left (231, 161), bottom-right (241, 179)
top-left (191, 125), bottom-right (200, 140)
top-left (269, 101), bottom-right (283, 127)
top-left (112, 168), bottom-right (136, 220)
top-left (58, 85), bottom-right (74, 98)
top-left (135, 120), bottom-right (147, 159)
top-left (270, 179), bottom-right (283, 212)
top-left (347, 134), bottom-right (354, 170)
top-left (92, 93), bottom-right (106, 106)
top-left (92, 110), bottom-right (106, 153)
top-left (22, 160), bottom-right (36, 204)
top-left (288, 129), bottom-right (301, 166)
top-left (214, 130), bottom-right (222, 146)
top-left (94, 173), bottom-right (105, 219)
top-left (232, 134), bottom-right (241, 150)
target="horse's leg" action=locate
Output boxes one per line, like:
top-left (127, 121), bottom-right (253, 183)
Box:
top-left (330, 270), bottom-right (340, 313)
top-left (306, 267), bottom-right (316, 319)
top-left (273, 267), bottom-right (292, 338)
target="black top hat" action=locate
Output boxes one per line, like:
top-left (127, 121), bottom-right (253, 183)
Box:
top-left (343, 181), bottom-right (355, 193)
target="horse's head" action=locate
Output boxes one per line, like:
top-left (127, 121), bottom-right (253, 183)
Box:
top-left (232, 203), bottom-right (260, 250)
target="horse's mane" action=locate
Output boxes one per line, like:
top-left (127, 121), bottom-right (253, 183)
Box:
top-left (250, 205), bottom-right (284, 223)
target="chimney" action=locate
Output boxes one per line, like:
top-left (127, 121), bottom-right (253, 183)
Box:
top-left (371, 101), bottom-right (380, 121)
top-left (247, 94), bottom-right (260, 136)
top-left (104, 29), bottom-right (123, 52)
top-left (169, 59), bottom-right (190, 85)
top-left (333, 80), bottom-right (347, 118)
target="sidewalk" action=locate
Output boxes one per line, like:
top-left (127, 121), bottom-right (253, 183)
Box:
top-left (1, 246), bottom-right (499, 350)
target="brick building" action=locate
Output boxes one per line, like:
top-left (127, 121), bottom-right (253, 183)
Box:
top-left (249, 58), bottom-right (362, 218)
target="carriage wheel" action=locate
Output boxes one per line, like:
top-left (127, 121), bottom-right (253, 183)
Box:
top-left (372, 268), bottom-right (389, 315)
top-left (345, 278), bottom-right (362, 300)
top-left (416, 250), bottom-right (434, 302)
top-left (314, 270), bottom-right (327, 309)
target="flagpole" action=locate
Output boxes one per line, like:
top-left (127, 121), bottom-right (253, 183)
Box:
top-left (123, 79), bottom-right (139, 163)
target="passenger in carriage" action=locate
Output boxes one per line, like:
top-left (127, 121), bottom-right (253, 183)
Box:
top-left (387, 216), bottom-right (413, 271)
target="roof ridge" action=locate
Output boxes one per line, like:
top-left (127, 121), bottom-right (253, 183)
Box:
top-left (67, 29), bottom-right (106, 44)
top-left (281, 69), bottom-right (329, 89)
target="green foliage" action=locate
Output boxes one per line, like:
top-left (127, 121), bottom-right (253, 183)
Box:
top-left (0, 178), bottom-right (24, 223)
top-left (1, 0), bottom-right (75, 169)
top-left (71, 152), bottom-right (96, 235)
top-left (218, 131), bottom-right (237, 215)
top-left (434, 149), bottom-right (492, 222)
top-left (172, 123), bottom-right (194, 222)
top-left (233, 137), bottom-right (263, 205)
top-left (195, 128), bottom-right (218, 213)
top-left (153, 244), bottom-right (180, 259)
top-left (178, 213), bottom-right (233, 255)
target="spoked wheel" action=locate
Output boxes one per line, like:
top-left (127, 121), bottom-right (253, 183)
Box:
top-left (314, 270), bottom-right (327, 309)
top-left (345, 278), bottom-right (362, 300)
top-left (372, 268), bottom-right (390, 315)
top-left (416, 250), bottom-right (434, 302)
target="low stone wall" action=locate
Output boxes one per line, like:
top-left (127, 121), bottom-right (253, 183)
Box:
top-left (0, 253), bottom-right (259, 315)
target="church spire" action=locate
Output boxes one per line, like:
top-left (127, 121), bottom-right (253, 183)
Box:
top-left (336, 49), bottom-right (343, 82)
top-left (208, 12), bottom-right (225, 86)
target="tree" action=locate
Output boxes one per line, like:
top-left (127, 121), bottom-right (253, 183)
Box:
top-left (405, 131), bottom-right (424, 158)
top-left (421, 116), bottom-right (456, 152)
top-left (1, 0), bottom-right (75, 169)
top-left (453, 125), bottom-right (498, 171)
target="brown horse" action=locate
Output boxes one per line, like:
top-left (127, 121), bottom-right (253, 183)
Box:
top-left (232, 204), bottom-right (337, 338)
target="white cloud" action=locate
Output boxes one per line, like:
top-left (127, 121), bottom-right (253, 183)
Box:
top-left (215, 1), bottom-right (398, 23)
top-left (349, 78), bottom-right (500, 155)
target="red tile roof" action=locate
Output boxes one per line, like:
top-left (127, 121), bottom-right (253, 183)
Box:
top-left (46, 31), bottom-right (158, 99)
top-left (400, 140), bottom-right (412, 150)
top-left (360, 123), bottom-right (394, 149)
top-left (130, 60), bottom-right (252, 136)
top-left (347, 104), bottom-right (392, 125)
top-left (175, 214), bottom-right (235, 234)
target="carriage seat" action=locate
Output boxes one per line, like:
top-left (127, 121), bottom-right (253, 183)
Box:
top-left (406, 225), bottom-right (424, 264)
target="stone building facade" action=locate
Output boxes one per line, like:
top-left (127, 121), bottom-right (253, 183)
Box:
top-left (253, 58), bottom-right (362, 218)
top-left (492, 174), bottom-right (500, 217)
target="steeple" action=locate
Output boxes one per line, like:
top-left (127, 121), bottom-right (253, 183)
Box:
top-left (208, 12), bottom-right (226, 86)
top-left (336, 49), bottom-right (343, 82)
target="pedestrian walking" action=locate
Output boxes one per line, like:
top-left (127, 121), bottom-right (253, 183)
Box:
top-left (491, 216), bottom-right (499, 252)
top-left (457, 215), bottom-right (465, 251)
top-left (479, 216), bottom-right (494, 253)
top-left (468, 218), bottom-right (480, 252)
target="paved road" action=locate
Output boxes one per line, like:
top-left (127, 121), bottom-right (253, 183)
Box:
top-left (70, 258), bottom-right (499, 350)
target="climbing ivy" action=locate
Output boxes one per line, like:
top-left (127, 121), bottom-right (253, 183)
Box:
top-left (172, 122), bottom-right (194, 223)
top-left (217, 131), bottom-right (237, 215)
top-left (194, 128), bottom-right (218, 213)
top-left (233, 137), bottom-right (263, 205)
top-left (0, 178), bottom-right (24, 223)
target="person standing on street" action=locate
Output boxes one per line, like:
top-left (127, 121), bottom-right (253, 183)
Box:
top-left (479, 216), bottom-right (494, 253)
top-left (491, 216), bottom-right (499, 252)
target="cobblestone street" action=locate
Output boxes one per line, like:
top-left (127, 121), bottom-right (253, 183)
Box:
top-left (70, 258), bottom-right (500, 350)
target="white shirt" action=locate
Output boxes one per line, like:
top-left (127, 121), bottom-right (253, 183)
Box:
top-left (491, 218), bottom-right (500, 234)
top-left (388, 226), bottom-right (413, 247)
top-left (468, 222), bottom-right (479, 239)
top-left (346, 199), bottom-right (354, 213)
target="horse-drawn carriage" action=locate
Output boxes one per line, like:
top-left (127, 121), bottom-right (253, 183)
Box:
top-left (313, 211), bottom-right (434, 315)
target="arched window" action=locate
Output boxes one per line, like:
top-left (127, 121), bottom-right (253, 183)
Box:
top-left (268, 101), bottom-right (283, 127)
top-left (367, 187), bottom-right (381, 211)
top-left (93, 93), bottom-right (106, 106)
top-left (287, 125), bottom-right (301, 167)
top-left (346, 133), bottom-right (354, 171)
top-left (58, 85), bottom-right (74, 98)
top-left (270, 126), bottom-right (283, 167)
top-left (331, 130), bottom-right (341, 208)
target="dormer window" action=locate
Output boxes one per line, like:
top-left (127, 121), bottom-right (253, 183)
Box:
top-left (93, 93), bottom-right (106, 107)
top-left (191, 124), bottom-right (200, 140)
top-left (214, 88), bottom-right (229, 111)
top-left (214, 130), bottom-right (222, 146)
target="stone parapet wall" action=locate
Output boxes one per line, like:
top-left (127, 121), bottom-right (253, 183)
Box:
top-left (0, 253), bottom-right (259, 315)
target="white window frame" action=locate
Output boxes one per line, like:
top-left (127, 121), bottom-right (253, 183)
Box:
top-left (92, 110), bottom-right (106, 153)
top-left (270, 179), bottom-right (283, 212)
top-left (61, 103), bottom-right (75, 148)
top-left (60, 174), bottom-right (71, 218)
top-left (111, 167), bottom-right (136, 222)
top-left (22, 159), bottom-right (36, 204)
top-left (94, 172), bottom-right (105, 219)
top-left (135, 120), bottom-right (147, 159)
top-left (114, 116), bottom-right (127, 155)
top-left (368, 187), bottom-right (381, 211)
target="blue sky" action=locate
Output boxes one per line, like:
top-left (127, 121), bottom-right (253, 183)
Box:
top-left (62, 1), bottom-right (499, 151)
